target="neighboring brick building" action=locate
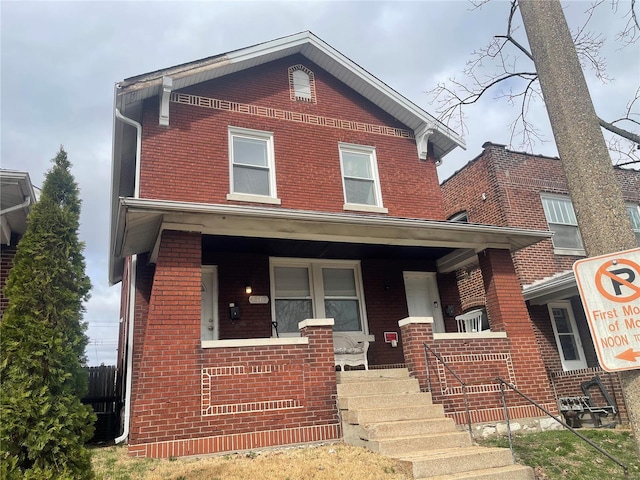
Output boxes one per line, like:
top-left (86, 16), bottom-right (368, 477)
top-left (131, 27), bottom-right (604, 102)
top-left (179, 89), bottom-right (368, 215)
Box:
top-left (442, 141), bottom-right (640, 424)
top-left (110, 33), bottom-right (561, 458)
top-left (0, 170), bottom-right (37, 318)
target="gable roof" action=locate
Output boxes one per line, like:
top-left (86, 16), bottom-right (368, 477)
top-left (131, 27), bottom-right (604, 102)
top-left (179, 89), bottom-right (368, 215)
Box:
top-left (114, 31), bottom-right (464, 158)
top-left (110, 32), bottom-right (468, 284)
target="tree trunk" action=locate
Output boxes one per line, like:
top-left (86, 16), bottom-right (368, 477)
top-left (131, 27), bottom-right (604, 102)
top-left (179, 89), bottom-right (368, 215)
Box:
top-left (519, 0), bottom-right (640, 454)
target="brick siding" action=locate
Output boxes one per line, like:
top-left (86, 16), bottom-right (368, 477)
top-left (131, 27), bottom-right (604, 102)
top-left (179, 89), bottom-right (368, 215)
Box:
top-left (138, 55), bottom-right (445, 220)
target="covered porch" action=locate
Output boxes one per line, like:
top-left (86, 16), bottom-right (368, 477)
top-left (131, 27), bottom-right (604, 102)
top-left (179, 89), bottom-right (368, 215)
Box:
top-left (114, 199), bottom-right (559, 456)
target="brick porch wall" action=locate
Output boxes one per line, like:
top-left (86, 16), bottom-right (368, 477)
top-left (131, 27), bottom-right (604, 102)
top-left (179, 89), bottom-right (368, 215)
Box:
top-left (399, 320), bottom-right (558, 425)
top-left (128, 230), bottom-right (339, 458)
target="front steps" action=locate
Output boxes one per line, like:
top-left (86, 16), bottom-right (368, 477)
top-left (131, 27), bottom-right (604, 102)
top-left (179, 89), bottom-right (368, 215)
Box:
top-left (337, 368), bottom-right (534, 479)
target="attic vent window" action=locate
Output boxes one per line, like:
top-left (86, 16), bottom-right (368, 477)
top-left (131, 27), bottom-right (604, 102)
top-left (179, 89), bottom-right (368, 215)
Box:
top-left (288, 65), bottom-right (317, 103)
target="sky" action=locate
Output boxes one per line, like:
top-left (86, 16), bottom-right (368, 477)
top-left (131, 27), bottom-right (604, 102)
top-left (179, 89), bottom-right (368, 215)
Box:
top-left (2, 0), bottom-right (638, 366)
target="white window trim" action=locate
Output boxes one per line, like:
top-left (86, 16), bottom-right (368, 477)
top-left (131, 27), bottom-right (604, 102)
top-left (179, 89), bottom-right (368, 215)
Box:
top-left (547, 300), bottom-right (587, 371)
top-left (540, 193), bottom-right (585, 255)
top-left (227, 126), bottom-right (280, 204)
top-left (626, 202), bottom-right (640, 245)
top-left (269, 257), bottom-right (369, 337)
top-left (338, 143), bottom-right (386, 213)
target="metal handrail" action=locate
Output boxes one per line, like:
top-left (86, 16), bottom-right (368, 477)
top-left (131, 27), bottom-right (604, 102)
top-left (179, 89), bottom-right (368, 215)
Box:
top-left (496, 377), bottom-right (629, 479)
top-left (422, 342), bottom-right (473, 439)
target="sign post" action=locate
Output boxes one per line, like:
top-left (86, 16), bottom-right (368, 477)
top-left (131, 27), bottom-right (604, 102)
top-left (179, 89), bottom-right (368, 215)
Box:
top-left (573, 248), bottom-right (640, 372)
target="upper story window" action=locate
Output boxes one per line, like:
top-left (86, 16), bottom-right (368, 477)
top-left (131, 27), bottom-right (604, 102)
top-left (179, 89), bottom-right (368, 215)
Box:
top-left (339, 143), bottom-right (387, 214)
top-left (288, 65), bottom-right (317, 103)
top-left (270, 259), bottom-right (367, 337)
top-left (541, 194), bottom-right (584, 254)
top-left (448, 211), bottom-right (469, 223)
top-left (627, 203), bottom-right (640, 246)
top-left (227, 127), bottom-right (280, 205)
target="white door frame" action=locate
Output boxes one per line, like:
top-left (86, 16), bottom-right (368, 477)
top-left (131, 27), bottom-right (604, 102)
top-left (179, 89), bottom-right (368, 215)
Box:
top-left (201, 266), bottom-right (219, 341)
top-left (403, 271), bottom-right (444, 333)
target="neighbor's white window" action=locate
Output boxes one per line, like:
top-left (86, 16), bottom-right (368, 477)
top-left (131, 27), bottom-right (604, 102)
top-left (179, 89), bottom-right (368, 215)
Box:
top-left (626, 203), bottom-right (640, 246)
top-left (548, 301), bottom-right (587, 371)
top-left (270, 259), bottom-right (367, 336)
top-left (227, 127), bottom-right (280, 204)
top-left (541, 194), bottom-right (584, 253)
top-left (339, 143), bottom-right (386, 213)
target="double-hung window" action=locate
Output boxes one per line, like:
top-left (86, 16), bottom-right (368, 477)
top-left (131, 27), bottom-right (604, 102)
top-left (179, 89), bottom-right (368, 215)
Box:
top-left (547, 301), bottom-right (587, 371)
top-left (626, 203), bottom-right (640, 246)
top-left (339, 143), bottom-right (387, 213)
top-left (271, 259), bottom-right (367, 336)
top-left (227, 127), bottom-right (280, 204)
top-left (541, 194), bottom-right (584, 254)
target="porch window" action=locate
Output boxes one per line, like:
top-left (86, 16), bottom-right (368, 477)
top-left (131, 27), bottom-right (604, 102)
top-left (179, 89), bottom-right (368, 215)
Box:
top-left (541, 194), bottom-right (584, 254)
top-left (271, 259), bottom-right (367, 336)
top-left (339, 143), bottom-right (386, 213)
top-left (548, 301), bottom-right (587, 371)
top-left (227, 127), bottom-right (279, 204)
top-left (626, 203), bottom-right (640, 246)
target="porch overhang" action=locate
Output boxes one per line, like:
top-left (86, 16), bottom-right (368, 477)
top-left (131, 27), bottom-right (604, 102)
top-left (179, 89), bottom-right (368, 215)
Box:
top-left (522, 270), bottom-right (578, 305)
top-left (109, 198), bottom-right (551, 284)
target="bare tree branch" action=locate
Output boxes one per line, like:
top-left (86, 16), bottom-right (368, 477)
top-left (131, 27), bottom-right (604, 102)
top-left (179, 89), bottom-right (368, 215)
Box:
top-left (427, 0), bottom-right (639, 166)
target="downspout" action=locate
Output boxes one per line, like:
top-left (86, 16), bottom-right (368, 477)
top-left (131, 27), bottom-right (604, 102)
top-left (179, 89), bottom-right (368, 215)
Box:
top-left (114, 106), bottom-right (141, 444)
top-left (0, 195), bottom-right (32, 217)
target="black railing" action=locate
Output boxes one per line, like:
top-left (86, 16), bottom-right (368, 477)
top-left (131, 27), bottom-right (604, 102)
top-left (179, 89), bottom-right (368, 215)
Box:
top-left (496, 377), bottom-right (629, 479)
top-left (422, 342), bottom-right (473, 439)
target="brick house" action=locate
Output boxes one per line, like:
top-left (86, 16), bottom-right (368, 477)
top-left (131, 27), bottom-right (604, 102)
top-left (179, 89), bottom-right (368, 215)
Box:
top-left (109, 33), bottom-right (561, 458)
top-left (441, 141), bottom-right (640, 425)
top-left (1, 170), bottom-right (37, 318)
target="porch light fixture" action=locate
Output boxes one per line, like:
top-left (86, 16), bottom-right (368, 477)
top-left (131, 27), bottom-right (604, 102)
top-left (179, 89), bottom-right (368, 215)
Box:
top-left (245, 285), bottom-right (252, 294)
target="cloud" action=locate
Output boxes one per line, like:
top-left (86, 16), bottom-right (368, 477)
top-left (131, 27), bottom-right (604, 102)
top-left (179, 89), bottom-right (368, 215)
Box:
top-left (2, 1), bottom-right (637, 365)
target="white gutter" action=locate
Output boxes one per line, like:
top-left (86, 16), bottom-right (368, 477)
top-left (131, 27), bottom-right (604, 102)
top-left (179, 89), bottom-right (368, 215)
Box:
top-left (115, 109), bottom-right (142, 198)
top-left (0, 195), bottom-right (31, 216)
top-left (114, 107), bottom-right (141, 444)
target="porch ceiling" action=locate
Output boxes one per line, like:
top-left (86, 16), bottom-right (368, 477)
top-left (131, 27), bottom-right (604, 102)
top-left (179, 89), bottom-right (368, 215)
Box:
top-left (110, 198), bottom-right (552, 284)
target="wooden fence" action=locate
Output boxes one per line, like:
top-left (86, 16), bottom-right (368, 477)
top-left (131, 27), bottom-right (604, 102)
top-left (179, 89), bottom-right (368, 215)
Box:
top-left (82, 365), bottom-right (120, 442)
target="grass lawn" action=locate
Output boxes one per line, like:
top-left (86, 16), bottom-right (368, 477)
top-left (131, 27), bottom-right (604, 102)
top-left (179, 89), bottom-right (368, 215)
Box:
top-left (477, 427), bottom-right (640, 480)
top-left (92, 428), bottom-right (639, 480)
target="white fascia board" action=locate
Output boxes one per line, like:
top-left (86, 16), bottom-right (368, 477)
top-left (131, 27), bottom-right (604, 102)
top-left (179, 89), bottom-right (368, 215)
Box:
top-left (522, 271), bottom-right (578, 303)
top-left (119, 198), bottom-right (551, 249)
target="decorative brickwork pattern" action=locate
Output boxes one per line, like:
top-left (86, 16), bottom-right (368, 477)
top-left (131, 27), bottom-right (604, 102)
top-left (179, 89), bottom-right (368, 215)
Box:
top-left (129, 424), bottom-right (341, 459)
top-left (288, 64), bottom-right (317, 104)
top-left (171, 92), bottom-right (414, 139)
top-left (437, 353), bottom-right (515, 395)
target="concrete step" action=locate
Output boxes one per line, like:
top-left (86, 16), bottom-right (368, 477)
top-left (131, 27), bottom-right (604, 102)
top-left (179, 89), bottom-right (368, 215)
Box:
top-left (337, 378), bottom-right (420, 397)
top-left (343, 404), bottom-right (445, 424)
top-left (371, 431), bottom-right (472, 455)
top-left (364, 417), bottom-right (457, 439)
top-left (336, 368), bottom-right (410, 382)
top-left (396, 446), bottom-right (519, 478)
top-left (338, 392), bottom-right (433, 410)
top-left (425, 464), bottom-right (535, 480)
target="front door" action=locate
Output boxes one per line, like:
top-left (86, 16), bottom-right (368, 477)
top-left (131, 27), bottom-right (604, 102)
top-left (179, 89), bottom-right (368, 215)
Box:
top-left (403, 271), bottom-right (444, 333)
top-left (201, 266), bottom-right (219, 341)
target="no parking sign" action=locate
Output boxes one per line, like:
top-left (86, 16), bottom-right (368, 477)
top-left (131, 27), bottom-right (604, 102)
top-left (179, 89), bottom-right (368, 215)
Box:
top-left (573, 248), bottom-right (640, 372)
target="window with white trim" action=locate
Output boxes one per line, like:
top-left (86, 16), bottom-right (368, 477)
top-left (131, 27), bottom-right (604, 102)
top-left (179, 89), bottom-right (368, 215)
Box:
top-left (227, 127), bottom-right (279, 204)
top-left (541, 194), bottom-right (584, 253)
top-left (270, 259), bottom-right (367, 336)
top-left (626, 203), bottom-right (640, 246)
top-left (548, 301), bottom-right (587, 371)
top-left (339, 143), bottom-right (386, 213)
